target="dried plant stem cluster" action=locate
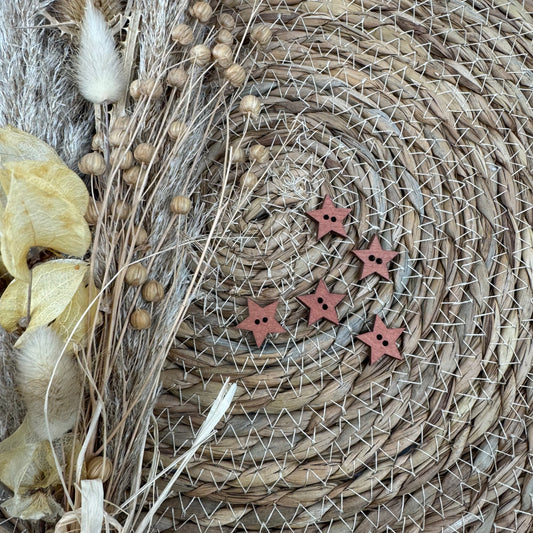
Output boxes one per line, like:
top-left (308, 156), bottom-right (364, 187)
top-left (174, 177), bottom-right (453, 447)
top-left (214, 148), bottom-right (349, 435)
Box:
top-left (66, 0), bottom-right (267, 530)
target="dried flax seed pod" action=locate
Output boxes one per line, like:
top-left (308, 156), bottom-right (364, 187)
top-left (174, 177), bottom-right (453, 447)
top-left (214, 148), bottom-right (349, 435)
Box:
top-left (218, 13), bottom-right (235, 31)
top-left (129, 79), bottom-right (141, 99)
top-left (251, 24), bottom-right (272, 47)
top-left (168, 121), bottom-right (188, 141)
top-left (216, 29), bottom-right (233, 46)
top-left (130, 309), bottom-right (151, 330)
top-left (113, 116), bottom-right (130, 130)
top-left (134, 143), bottom-right (159, 164)
top-left (190, 44), bottom-right (211, 66)
top-left (123, 166), bottom-right (142, 187)
top-left (125, 264), bottom-right (148, 286)
top-left (171, 23), bottom-right (194, 45)
top-left (230, 140), bottom-right (246, 163)
top-left (85, 200), bottom-right (103, 225)
top-left (239, 94), bottom-right (261, 119)
top-left (128, 225), bottom-right (148, 245)
top-left (111, 200), bottom-right (131, 220)
top-left (170, 195), bottom-right (192, 215)
top-left (139, 79), bottom-right (164, 98)
top-left (249, 144), bottom-right (269, 164)
top-left (189, 2), bottom-right (212, 23)
top-left (78, 152), bottom-right (106, 175)
top-left (110, 147), bottom-right (134, 170)
top-left (86, 457), bottom-right (113, 482)
top-left (212, 43), bottom-right (233, 68)
top-left (142, 280), bottom-right (165, 302)
top-left (167, 67), bottom-right (188, 89)
top-left (92, 131), bottom-right (104, 151)
top-left (224, 63), bottom-right (246, 87)
top-left (109, 127), bottom-right (132, 147)
top-left (240, 170), bottom-right (257, 188)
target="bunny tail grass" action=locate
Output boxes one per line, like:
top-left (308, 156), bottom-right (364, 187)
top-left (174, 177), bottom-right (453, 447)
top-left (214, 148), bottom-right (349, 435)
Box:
top-left (75, 0), bottom-right (126, 104)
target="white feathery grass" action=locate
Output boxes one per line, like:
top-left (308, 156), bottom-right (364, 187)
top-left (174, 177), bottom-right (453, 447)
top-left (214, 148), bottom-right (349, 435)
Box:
top-left (0, 0), bottom-right (92, 169)
top-left (75, 0), bottom-right (126, 104)
top-left (16, 326), bottom-right (82, 441)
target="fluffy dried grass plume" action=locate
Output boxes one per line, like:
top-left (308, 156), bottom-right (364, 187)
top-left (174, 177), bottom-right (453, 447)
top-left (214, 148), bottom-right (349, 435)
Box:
top-left (75, 0), bottom-right (126, 104)
top-left (16, 327), bottom-right (82, 441)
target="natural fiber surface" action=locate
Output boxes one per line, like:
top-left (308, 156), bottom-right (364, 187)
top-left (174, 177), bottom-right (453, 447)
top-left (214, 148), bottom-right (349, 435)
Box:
top-left (149, 0), bottom-right (533, 531)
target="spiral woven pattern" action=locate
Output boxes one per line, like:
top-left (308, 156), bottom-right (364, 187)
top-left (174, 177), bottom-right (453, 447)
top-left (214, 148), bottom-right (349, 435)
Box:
top-left (155, 1), bottom-right (533, 531)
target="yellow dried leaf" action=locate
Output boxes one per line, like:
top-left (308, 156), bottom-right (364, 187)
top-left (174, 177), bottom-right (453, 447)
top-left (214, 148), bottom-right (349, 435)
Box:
top-left (0, 160), bottom-right (89, 213)
top-left (0, 163), bottom-right (91, 280)
top-left (0, 417), bottom-right (79, 520)
top-left (0, 259), bottom-right (87, 333)
top-left (52, 275), bottom-right (102, 349)
top-left (0, 126), bottom-right (62, 165)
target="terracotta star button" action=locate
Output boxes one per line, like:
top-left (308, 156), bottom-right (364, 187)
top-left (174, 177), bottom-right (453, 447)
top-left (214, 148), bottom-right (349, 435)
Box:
top-left (352, 235), bottom-right (398, 280)
top-left (237, 299), bottom-right (286, 347)
top-left (306, 195), bottom-right (351, 239)
top-left (297, 279), bottom-right (346, 325)
top-left (357, 315), bottom-right (405, 364)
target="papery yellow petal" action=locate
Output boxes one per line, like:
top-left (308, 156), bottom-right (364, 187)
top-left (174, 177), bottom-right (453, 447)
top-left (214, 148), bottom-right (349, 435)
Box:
top-left (0, 417), bottom-right (76, 520)
top-left (0, 126), bottom-right (62, 165)
top-left (0, 260), bottom-right (87, 334)
top-left (52, 274), bottom-right (102, 349)
top-left (2, 491), bottom-right (63, 521)
top-left (1, 168), bottom-right (91, 280)
top-left (0, 161), bottom-right (89, 214)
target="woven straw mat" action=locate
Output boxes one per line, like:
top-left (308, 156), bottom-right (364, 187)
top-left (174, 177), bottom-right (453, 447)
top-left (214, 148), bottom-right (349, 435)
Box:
top-left (148, 1), bottom-right (533, 532)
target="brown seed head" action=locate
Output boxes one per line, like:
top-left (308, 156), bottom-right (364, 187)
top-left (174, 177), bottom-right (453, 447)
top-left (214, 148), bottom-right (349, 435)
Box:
top-left (249, 144), bottom-right (269, 164)
top-left (123, 166), bottom-right (143, 187)
top-left (110, 148), bottom-right (134, 170)
top-left (171, 23), bottom-right (194, 45)
top-left (92, 132), bottom-right (105, 152)
top-left (85, 200), bottom-right (103, 225)
top-left (251, 24), bottom-right (273, 47)
top-left (79, 152), bottom-right (106, 176)
top-left (170, 195), bottom-right (192, 215)
top-left (86, 457), bottom-right (113, 482)
top-left (190, 44), bottom-right (211, 66)
top-left (142, 280), bottom-right (165, 302)
top-left (134, 143), bottom-right (159, 165)
top-left (218, 13), bottom-right (235, 30)
top-left (216, 28), bottom-right (233, 46)
top-left (129, 225), bottom-right (148, 245)
top-left (111, 200), bottom-right (131, 220)
top-left (166, 67), bottom-right (189, 89)
top-left (240, 170), bottom-right (257, 188)
top-left (168, 121), bottom-right (188, 141)
top-left (130, 309), bottom-right (151, 330)
top-left (230, 140), bottom-right (246, 163)
top-left (212, 43), bottom-right (233, 68)
top-left (224, 63), bottom-right (246, 87)
top-left (189, 2), bottom-right (212, 23)
top-left (139, 79), bottom-right (164, 98)
top-left (239, 94), bottom-right (261, 119)
top-left (125, 264), bottom-right (148, 286)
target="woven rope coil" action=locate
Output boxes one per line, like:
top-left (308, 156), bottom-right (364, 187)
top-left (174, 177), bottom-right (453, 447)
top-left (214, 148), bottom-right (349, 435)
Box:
top-left (150, 1), bottom-right (533, 531)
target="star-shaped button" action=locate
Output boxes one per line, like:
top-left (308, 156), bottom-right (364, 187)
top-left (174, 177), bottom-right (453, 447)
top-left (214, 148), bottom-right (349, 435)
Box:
top-left (237, 299), bottom-right (286, 347)
top-left (352, 235), bottom-right (398, 280)
top-left (306, 195), bottom-right (351, 239)
top-left (357, 315), bottom-right (405, 364)
top-left (297, 279), bottom-right (346, 325)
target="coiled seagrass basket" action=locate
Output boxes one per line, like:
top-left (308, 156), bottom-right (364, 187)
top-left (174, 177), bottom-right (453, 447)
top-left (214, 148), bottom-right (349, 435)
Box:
top-left (146, 1), bottom-right (533, 532)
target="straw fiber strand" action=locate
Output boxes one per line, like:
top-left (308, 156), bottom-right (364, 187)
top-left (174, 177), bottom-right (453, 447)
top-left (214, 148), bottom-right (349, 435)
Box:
top-left (151, 0), bottom-right (533, 531)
